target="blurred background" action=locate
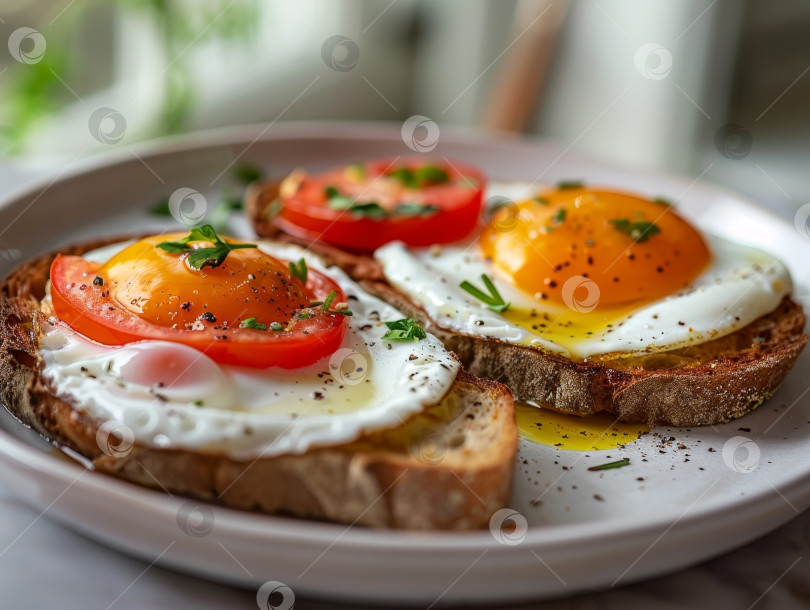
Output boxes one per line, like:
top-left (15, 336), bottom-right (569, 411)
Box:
top-left (0, 0), bottom-right (807, 214)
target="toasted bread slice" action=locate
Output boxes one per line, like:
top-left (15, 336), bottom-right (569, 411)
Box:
top-left (248, 192), bottom-right (808, 427)
top-left (0, 241), bottom-right (517, 530)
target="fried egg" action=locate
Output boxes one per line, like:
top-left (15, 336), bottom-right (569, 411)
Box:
top-left (40, 241), bottom-right (459, 458)
top-left (375, 184), bottom-right (792, 360)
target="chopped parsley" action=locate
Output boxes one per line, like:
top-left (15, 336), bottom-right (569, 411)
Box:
top-left (393, 202), bottom-right (439, 217)
top-left (387, 165), bottom-right (449, 189)
top-left (609, 218), bottom-right (661, 242)
top-left (545, 207), bottom-right (567, 233)
top-left (557, 179), bottom-right (584, 189)
top-left (156, 225), bottom-right (257, 270)
top-left (150, 198), bottom-right (172, 216)
top-left (311, 290), bottom-right (353, 316)
top-left (240, 317), bottom-right (267, 330)
top-left (324, 186), bottom-right (437, 218)
top-left (269, 322), bottom-right (284, 331)
top-left (346, 202), bottom-right (389, 217)
top-left (322, 290), bottom-right (337, 311)
top-left (653, 196), bottom-right (673, 207)
top-left (288, 258), bottom-right (308, 284)
top-left (233, 163), bottom-right (263, 185)
top-left (459, 274), bottom-right (511, 313)
top-left (382, 318), bottom-right (427, 341)
top-left (533, 197), bottom-right (550, 206)
top-left (587, 458), bottom-right (631, 472)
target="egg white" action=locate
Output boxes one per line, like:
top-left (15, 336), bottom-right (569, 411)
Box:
top-left (40, 241), bottom-right (459, 458)
top-left (374, 183), bottom-right (792, 360)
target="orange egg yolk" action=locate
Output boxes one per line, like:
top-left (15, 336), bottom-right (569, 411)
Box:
top-left (98, 234), bottom-right (309, 328)
top-left (480, 188), bottom-right (711, 309)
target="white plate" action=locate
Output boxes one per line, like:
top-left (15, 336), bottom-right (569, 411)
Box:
top-left (1, 123), bottom-right (809, 606)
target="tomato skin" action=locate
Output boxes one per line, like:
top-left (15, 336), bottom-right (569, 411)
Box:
top-left (276, 158), bottom-right (486, 251)
top-left (49, 254), bottom-right (347, 369)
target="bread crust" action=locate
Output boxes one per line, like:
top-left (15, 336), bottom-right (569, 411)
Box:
top-left (0, 240), bottom-right (517, 530)
top-left (248, 195), bottom-right (807, 427)
top-left (368, 281), bottom-right (806, 426)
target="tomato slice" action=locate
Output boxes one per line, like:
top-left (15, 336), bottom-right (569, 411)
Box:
top-left (274, 158), bottom-right (486, 251)
top-left (49, 254), bottom-right (347, 369)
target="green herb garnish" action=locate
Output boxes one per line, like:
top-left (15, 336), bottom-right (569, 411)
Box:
top-left (325, 185), bottom-right (439, 219)
top-left (394, 202), bottom-right (440, 217)
top-left (326, 195), bottom-right (357, 211)
top-left (459, 274), bottom-right (511, 313)
top-left (382, 318), bottom-right (427, 342)
top-left (233, 163), bottom-right (263, 185)
top-left (545, 207), bottom-right (567, 233)
top-left (415, 165), bottom-right (449, 184)
top-left (388, 165), bottom-right (449, 189)
top-left (240, 317), bottom-right (267, 330)
top-left (609, 218), bottom-right (661, 242)
top-left (150, 198), bottom-right (172, 216)
top-left (193, 400), bottom-right (204, 407)
top-left (587, 458), bottom-right (631, 471)
top-left (322, 290), bottom-right (337, 311)
top-left (653, 196), bottom-right (673, 207)
top-left (533, 197), bottom-right (550, 206)
top-left (557, 180), bottom-right (584, 189)
top-left (310, 290), bottom-right (353, 316)
top-left (289, 258), bottom-right (308, 284)
top-left (269, 322), bottom-right (284, 331)
top-left (156, 225), bottom-right (257, 270)
top-left (323, 186), bottom-right (388, 217)
top-left (347, 202), bottom-right (389, 217)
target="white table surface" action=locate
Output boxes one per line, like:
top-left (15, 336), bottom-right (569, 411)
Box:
top-left (1, 160), bottom-right (808, 610)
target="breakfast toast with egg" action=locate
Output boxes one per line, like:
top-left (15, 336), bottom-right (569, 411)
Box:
top-left (0, 239), bottom-right (517, 530)
top-left (248, 191), bottom-right (807, 428)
